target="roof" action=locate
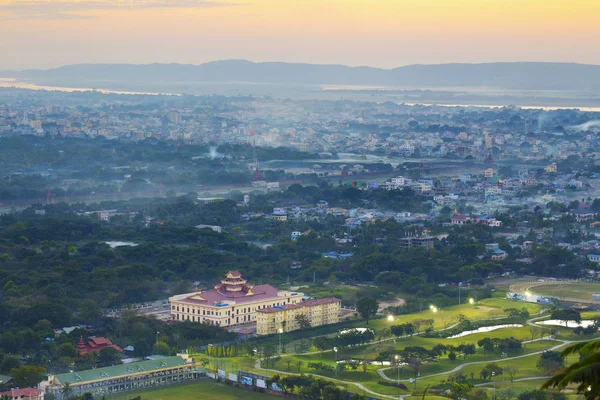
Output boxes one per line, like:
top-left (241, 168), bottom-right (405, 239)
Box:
top-left (257, 297), bottom-right (340, 314)
top-left (0, 388), bottom-right (43, 397)
top-left (174, 283), bottom-right (282, 306)
top-left (54, 356), bottom-right (187, 385)
top-left (0, 375), bottom-right (11, 384)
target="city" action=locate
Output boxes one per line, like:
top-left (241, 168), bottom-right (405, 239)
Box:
top-left (0, 1), bottom-right (600, 400)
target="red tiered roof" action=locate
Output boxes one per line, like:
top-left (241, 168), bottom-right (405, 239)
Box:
top-left (76, 336), bottom-right (123, 358)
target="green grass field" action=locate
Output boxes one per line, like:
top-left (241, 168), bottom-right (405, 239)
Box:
top-left (531, 282), bottom-right (600, 302)
top-left (188, 298), bottom-right (559, 399)
top-left (110, 380), bottom-right (274, 400)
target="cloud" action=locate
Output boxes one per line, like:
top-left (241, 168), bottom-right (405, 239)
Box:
top-left (0, 0), bottom-right (238, 20)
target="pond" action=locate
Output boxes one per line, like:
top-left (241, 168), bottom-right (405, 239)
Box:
top-left (447, 324), bottom-right (523, 339)
top-left (537, 319), bottom-right (596, 328)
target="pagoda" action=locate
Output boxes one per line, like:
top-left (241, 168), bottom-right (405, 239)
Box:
top-left (214, 270), bottom-right (255, 297)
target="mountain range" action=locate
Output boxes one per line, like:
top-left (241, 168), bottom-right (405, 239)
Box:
top-left (5, 60), bottom-right (600, 91)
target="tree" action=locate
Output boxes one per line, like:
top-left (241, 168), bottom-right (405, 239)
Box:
top-left (295, 314), bottom-right (311, 330)
top-left (57, 343), bottom-right (77, 359)
top-left (504, 366), bottom-right (519, 382)
top-left (356, 297), bottom-right (378, 324)
top-left (480, 363), bottom-right (502, 380)
top-left (10, 365), bottom-right (46, 388)
top-left (536, 350), bottom-right (565, 375)
top-left (313, 336), bottom-right (333, 357)
top-left (542, 338), bottom-right (600, 398)
top-left (528, 325), bottom-right (543, 342)
top-left (450, 382), bottom-right (473, 400)
top-left (152, 341), bottom-right (170, 356)
top-left (296, 361), bottom-right (303, 373)
top-left (78, 299), bottom-right (102, 324)
top-left (551, 309), bottom-right (582, 328)
top-left (97, 347), bottom-right (121, 367)
top-left (61, 382), bottom-right (73, 400)
top-left (0, 355), bottom-right (21, 374)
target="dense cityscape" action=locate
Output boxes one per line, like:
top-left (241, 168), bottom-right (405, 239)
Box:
top-left (2, 0), bottom-right (600, 399)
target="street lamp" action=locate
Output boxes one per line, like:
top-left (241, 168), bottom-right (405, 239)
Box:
top-left (334, 347), bottom-right (339, 377)
top-left (432, 306), bottom-right (438, 313)
top-left (469, 298), bottom-right (475, 304)
top-left (492, 371), bottom-right (496, 400)
top-left (208, 344), bottom-right (213, 372)
top-left (394, 355), bottom-right (399, 382)
top-left (387, 315), bottom-right (394, 322)
top-left (278, 328), bottom-right (283, 354)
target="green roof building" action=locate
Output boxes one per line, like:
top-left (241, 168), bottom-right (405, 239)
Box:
top-left (41, 355), bottom-right (204, 400)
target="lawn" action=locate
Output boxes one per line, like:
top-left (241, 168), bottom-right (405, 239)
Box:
top-left (531, 282), bottom-right (600, 302)
top-left (110, 380), bottom-right (274, 400)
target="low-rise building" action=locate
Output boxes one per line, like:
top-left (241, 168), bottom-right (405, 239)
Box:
top-left (41, 356), bottom-right (199, 400)
top-left (399, 236), bottom-right (434, 249)
top-left (0, 388), bottom-right (44, 400)
top-left (256, 297), bottom-right (341, 335)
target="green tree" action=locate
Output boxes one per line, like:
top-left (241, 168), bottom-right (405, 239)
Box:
top-left (152, 341), bottom-right (171, 356)
top-left (295, 314), bottom-right (311, 330)
top-left (78, 299), bottom-right (102, 324)
top-left (57, 343), bottom-right (77, 359)
top-left (0, 355), bottom-right (21, 374)
top-left (536, 350), bottom-right (565, 375)
top-left (97, 347), bottom-right (121, 367)
top-left (356, 297), bottom-right (378, 324)
top-left (542, 338), bottom-right (600, 398)
top-left (551, 309), bottom-right (582, 328)
top-left (10, 365), bottom-right (46, 388)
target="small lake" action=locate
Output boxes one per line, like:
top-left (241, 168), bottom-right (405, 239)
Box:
top-left (537, 319), bottom-right (597, 328)
top-left (447, 324), bottom-right (523, 339)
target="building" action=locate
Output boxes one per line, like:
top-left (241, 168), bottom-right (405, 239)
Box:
top-left (195, 224), bottom-right (222, 233)
top-left (545, 163), bottom-right (557, 173)
top-left (587, 254), bottom-right (600, 264)
top-left (41, 356), bottom-right (198, 400)
top-left (169, 271), bottom-right (304, 327)
top-left (398, 236), bottom-right (434, 249)
top-left (491, 250), bottom-right (508, 261)
top-left (570, 209), bottom-right (596, 223)
top-left (451, 214), bottom-right (469, 225)
top-left (167, 110), bottom-right (181, 124)
top-left (484, 168), bottom-right (494, 178)
top-left (0, 388), bottom-right (44, 400)
top-left (256, 297), bottom-right (341, 335)
top-left (76, 337), bottom-right (123, 358)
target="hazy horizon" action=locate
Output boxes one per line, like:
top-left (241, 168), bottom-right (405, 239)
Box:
top-left (1, 0), bottom-right (599, 70)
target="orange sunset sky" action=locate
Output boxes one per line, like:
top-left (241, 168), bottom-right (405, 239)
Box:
top-left (1, 0), bottom-right (599, 69)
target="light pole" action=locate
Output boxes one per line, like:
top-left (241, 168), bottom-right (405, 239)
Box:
top-left (208, 344), bottom-right (213, 373)
top-left (492, 371), bottom-right (496, 400)
top-left (334, 347), bottom-right (338, 377)
top-left (394, 355), bottom-right (399, 381)
top-left (278, 328), bottom-right (283, 354)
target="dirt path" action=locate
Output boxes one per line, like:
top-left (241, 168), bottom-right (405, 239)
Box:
top-left (509, 280), bottom-right (593, 303)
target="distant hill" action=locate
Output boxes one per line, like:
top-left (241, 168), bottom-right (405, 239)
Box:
top-left (6, 60), bottom-right (600, 90)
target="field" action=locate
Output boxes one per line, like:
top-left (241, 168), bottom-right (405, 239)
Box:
top-left (510, 280), bottom-right (600, 303)
top-left (186, 297), bottom-right (600, 399)
top-left (110, 379), bottom-right (274, 400)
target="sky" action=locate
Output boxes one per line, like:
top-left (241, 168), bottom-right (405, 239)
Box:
top-left (1, 0), bottom-right (599, 70)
